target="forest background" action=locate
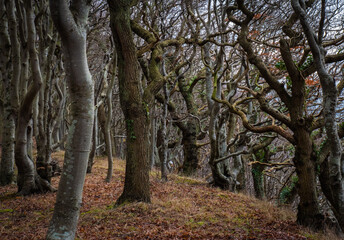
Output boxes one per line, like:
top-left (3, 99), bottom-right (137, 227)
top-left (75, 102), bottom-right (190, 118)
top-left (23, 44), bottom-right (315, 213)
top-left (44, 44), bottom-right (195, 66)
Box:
top-left (1, 0), bottom-right (344, 239)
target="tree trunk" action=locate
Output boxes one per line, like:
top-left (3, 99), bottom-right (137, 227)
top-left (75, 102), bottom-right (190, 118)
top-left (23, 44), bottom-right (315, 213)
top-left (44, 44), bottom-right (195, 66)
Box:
top-left (1, 101), bottom-right (15, 185)
top-left (98, 104), bottom-right (113, 182)
top-left (108, 0), bottom-right (151, 204)
top-left (150, 115), bottom-right (157, 170)
top-left (319, 155), bottom-right (344, 232)
top-left (0, 0), bottom-right (17, 186)
top-left (98, 54), bottom-right (116, 182)
top-left (26, 120), bottom-right (33, 160)
top-left (203, 41), bottom-right (233, 189)
top-left (251, 149), bottom-right (269, 199)
top-left (181, 120), bottom-right (199, 176)
top-left (178, 76), bottom-right (200, 176)
top-left (47, 0), bottom-right (94, 239)
top-left (37, 33), bottom-right (57, 183)
top-left (16, 0), bottom-right (54, 195)
top-left (209, 115), bottom-right (234, 190)
top-left (87, 112), bottom-right (97, 173)
top-left (292, 0), bottom-right (344, 232)
top-left (293, 128), bottom-right (323, 229)
top-left (160, 83), bottom-right (169, 181)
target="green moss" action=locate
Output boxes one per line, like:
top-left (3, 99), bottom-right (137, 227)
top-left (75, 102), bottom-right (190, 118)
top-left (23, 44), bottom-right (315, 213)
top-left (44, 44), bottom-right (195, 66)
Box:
top-left (197, 221), bottom-right (205, 226)
top-left (0, 208), bottom-right (13, 213)
top-left (174, 176), bottom-right (204, 185)
top-left (217, 193), bottom-right (229, 199)
top-left (231, 216), bottom-right (249, 227)
top-left (80, 207), bottom-right (104, 216)
top-left (279, 176), bottom-right (297, 204)
top-left (0, 193), bottom-right (17, 201)
top-left (303, 233), bottom-right (317, 239)
top-left (275, 61), bottom-right (286, 70)
top-left (298, 56), bottom-right (313, 71)
top-left (128, 226), bottom-right (137, 231)
top-left (185, 218), bottom-right (206, 229)
top-left (142, 101), bottom-right (149, 118)
top-left (126, 119), bottom-right (136, 140)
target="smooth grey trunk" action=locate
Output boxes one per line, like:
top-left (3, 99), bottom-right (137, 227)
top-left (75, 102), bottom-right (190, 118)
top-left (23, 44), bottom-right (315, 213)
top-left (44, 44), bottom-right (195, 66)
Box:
top-left (105, 59), bottom-right (116, 182)
top-left (19, 50), bottom-right (29, 102)
top-left (33, 1), bottom-right (49, 172)
top-left (99, 103), bottom-right (113, 182)
top-left (15, 0), bottom-right (54, 195)
top-left (36, 30), bottom-right (57, 182)
top-left (47, 0), bottom-right (94, 239)
top-left (98, 54), bottom-right (116, 182)
top-left (160, 83), bottom-right (169, 181)
top-left (27, 120), bottom-right (33, 159)
top-left (51, 77), bottom-right (66, 151)
top-left (22, 51), bottom-right (31, 158)
top-left (204, 40), bottom-right (234, 189)
top-left (87, 110), bottom-right (97, 173)
top-left (150, 115), bottom-right (157, 169)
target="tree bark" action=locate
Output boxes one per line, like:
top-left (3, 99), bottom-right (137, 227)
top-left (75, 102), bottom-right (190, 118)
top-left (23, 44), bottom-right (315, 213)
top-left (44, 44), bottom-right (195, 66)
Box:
top-left (47, 0), bottom-right (94, 239)
top-left (36, 33), bottom-right (57, 182)
top-left (98, 53), bottom-right (116, 182)
top-left (0, 0), bottom-right (17, 185)
top-left (176, 66), bottom-right (200, 176)
top-left (293, 128), bottom-right (323, 228)
top-left (228, 1), bottom-right (324, 229)
top-left (108, 0), bottom-right (151, 204)
top-left (160, 83), bottom-right (169, 181)
top-left (99, 104), bottom-right (113, 182)
top-left (87, 111), bottom-right (97, 173)
top-left (15, 0), bottom-right (54, 195)
top-left (292, 0), bottom-right (344, 231)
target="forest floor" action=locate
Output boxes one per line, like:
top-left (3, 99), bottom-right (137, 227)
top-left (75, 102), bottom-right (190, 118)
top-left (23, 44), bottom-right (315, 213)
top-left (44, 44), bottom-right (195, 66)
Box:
top-left (0, 152), bottom-right (339, 240)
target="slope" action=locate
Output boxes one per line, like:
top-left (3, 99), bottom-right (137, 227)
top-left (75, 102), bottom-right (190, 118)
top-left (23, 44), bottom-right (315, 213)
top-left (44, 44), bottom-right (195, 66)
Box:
top-left (0, 152), bottom-right (338, 239)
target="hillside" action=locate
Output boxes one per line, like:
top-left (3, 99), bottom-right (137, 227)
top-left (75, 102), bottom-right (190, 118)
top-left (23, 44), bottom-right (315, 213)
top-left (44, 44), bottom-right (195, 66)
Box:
top-left (0, 152), bottom-right (337, 239)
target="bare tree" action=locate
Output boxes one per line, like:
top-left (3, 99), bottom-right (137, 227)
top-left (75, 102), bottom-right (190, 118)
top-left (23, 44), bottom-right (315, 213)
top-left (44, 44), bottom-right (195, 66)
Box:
top-left (107, 0), bottom-right (152, 204)
top-left (292, 0), bottom-right (344, 232)
top-left (0, 0), bottom-right (19, 186)
top-left (15, 0), bottom-right (55, 195)
top-left (47, 0), bottom-right (94, 238)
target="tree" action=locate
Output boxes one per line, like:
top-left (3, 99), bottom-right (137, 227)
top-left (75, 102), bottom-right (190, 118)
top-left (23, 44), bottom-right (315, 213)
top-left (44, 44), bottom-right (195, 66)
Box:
top-left (130, 1), bottom-right (203, 176)
top-left (292, 0), bottom-right (344, 231)
top-left (217, 0), bottom-right (344, 230)
top-left (107, 0), bottom-right (151, 204)
top-left (0, 0), bottom-right (18, 186)
top-left (15, 0), bottom-right (55, 195)
top-left (97, 50), bottom-right (117, 182)
top-left (47, 0), bottom-right (94, 238)
top-left (34, 1), bottom-right (59, 183)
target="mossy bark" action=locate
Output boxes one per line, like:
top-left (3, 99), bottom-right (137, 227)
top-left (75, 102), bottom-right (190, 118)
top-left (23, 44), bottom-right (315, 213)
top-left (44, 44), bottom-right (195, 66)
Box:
top-left (0, 0), bottom-right (16, 186)
top-left (108, 0), bottom-right (151, 204)
top-left (178, 77), bottom-right (200, 176)
top-left (293, 128), bottom-right (323, 229)
top-left (252, 149), bottom-right (268, 200)
top-left (181, 120), bottom-right (199, 176)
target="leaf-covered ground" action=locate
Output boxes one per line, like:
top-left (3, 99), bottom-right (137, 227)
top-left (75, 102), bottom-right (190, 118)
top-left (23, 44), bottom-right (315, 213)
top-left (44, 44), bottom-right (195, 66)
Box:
top-left (0, 152), bottom-right (338, 239)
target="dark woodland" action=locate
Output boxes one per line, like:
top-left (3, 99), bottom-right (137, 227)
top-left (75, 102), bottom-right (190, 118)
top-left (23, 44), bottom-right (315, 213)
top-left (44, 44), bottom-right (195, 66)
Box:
top-left (1, 0), bottom-right (344, 239)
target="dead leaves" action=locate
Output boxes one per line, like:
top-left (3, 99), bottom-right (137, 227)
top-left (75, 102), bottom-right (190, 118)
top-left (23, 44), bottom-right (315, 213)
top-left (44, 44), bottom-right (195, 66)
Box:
top-left (0, 152), bottom-right (329, 239)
